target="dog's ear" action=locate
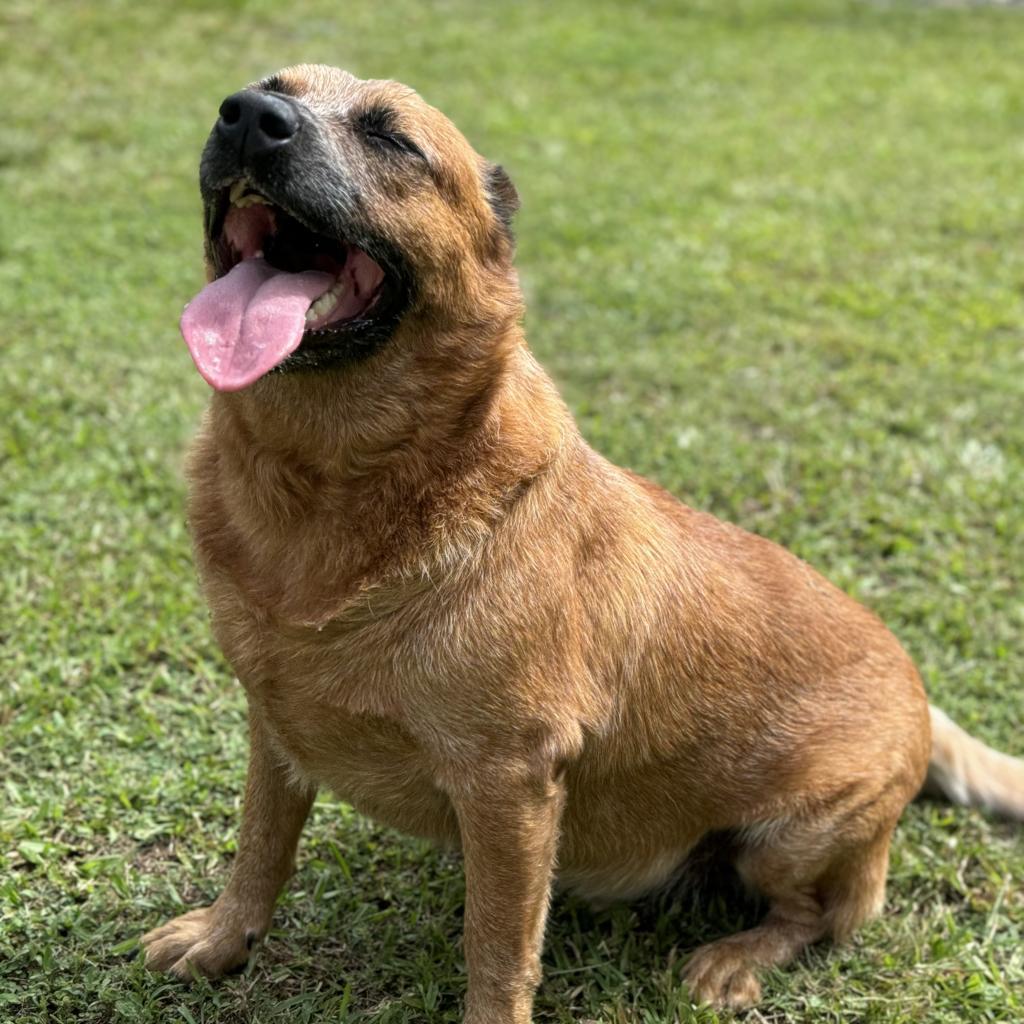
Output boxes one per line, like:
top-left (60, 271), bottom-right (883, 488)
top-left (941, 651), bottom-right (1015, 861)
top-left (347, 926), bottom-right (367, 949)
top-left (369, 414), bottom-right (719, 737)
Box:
top-left (485, 163), bottom-right (520, 236)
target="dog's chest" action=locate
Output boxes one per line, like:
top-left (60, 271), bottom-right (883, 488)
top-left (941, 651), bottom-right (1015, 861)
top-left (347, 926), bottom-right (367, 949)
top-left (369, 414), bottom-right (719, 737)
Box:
top-left (215, 594), bottom-right (462, 845)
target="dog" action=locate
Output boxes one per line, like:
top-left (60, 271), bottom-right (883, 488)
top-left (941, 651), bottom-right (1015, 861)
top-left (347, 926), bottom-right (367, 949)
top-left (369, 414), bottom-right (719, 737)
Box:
top-left (142, 65), bottom-right (1024, 1021)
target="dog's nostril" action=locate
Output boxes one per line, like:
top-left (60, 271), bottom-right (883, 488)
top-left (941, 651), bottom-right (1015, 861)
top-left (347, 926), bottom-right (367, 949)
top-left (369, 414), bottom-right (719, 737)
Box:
top-left (219, 99), bottom-right (242, 126)
top-left (259, 110), bottom-right (296, 141)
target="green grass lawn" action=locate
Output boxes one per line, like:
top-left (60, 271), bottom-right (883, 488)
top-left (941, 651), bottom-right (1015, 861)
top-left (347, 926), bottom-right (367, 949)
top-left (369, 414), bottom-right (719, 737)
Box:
top-left (2, 0), bottom-right (1023, 1020)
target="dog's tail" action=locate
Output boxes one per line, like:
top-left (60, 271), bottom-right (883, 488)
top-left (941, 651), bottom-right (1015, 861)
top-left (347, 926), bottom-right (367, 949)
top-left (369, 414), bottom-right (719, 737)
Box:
top-left (924, 705), bottom-right (1024, 820)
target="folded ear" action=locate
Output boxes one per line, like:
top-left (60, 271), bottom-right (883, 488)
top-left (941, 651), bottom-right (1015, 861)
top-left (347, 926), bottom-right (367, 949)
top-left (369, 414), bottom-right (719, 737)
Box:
top-left (485, 163), bottom-right (520, 235)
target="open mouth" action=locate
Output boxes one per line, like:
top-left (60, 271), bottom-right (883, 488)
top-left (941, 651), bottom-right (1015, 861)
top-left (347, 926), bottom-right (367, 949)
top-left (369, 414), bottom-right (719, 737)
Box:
top-left (180, 180), bottom-right (392, 392)
top-left (217, 181), bottom-right (386, 331)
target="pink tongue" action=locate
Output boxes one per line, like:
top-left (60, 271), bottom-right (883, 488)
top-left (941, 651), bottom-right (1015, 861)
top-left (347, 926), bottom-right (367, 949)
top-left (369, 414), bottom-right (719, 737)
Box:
top-left (180, 258), bottom-right (334, 391)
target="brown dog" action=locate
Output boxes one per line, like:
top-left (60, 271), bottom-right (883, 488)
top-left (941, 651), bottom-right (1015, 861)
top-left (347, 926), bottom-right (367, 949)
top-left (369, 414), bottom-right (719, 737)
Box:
top-left (142, 65), bottom-right (1024, 1020)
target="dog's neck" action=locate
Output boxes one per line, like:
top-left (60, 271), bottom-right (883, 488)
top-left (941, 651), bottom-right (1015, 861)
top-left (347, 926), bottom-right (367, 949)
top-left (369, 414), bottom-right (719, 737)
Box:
top-left (190, 323), bottom-right (573, 624)
top-left (203, 322), bottom-right (571, 528)
top-left (210, 322), bottom-right (564, 477)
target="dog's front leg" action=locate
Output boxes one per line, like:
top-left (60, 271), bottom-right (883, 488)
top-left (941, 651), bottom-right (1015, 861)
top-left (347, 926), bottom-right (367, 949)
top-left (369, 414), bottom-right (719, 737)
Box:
top-left (141, 710), bottom-right (314, 978)
top-left (450, 767), bottom-right (565, 1024)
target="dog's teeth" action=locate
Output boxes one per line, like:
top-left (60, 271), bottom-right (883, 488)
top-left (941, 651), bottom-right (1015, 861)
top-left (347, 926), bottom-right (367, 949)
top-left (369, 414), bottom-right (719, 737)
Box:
top-left (305, 280), bottom-right (348, 324)
top-left (229, 180), bottom-right (269, 208)
top-left (306, 295), bottom-right (332, 322)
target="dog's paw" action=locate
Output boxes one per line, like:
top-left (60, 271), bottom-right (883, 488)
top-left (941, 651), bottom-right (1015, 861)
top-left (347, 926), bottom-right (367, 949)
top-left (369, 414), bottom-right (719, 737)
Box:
top-left (141, 906), bottom-right (258, 980)
top-left (682, 940), bottom-right (762, 1010)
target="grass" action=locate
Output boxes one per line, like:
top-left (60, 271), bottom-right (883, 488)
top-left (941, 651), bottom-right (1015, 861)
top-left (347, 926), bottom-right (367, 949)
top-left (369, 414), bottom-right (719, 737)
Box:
top-left (2, 0), bottom-right (1022, 1020)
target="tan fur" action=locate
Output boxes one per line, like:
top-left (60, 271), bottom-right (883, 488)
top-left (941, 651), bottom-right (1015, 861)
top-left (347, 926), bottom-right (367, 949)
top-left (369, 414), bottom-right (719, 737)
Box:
top-left (925, 706), bottom-right (1024, 819)
top-left (142, 66), bottom-right (1021, 1019)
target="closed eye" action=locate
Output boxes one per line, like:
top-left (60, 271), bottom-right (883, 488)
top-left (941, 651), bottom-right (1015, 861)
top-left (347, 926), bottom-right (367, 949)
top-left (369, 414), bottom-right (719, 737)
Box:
top-left (356, 106), bottom-right (428, 162)
top-left (363, 128), bottom-right (427, 161)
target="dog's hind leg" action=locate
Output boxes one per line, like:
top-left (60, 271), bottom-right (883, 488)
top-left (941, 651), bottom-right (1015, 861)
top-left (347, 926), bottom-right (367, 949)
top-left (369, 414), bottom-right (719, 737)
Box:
top-left (681, 815), bottom-right (895, 1010)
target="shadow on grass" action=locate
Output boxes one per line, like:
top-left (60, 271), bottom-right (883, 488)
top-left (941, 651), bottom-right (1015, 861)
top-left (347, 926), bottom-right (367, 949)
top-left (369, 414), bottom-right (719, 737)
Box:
top-left (251, 828), bottom-right (766, 1022)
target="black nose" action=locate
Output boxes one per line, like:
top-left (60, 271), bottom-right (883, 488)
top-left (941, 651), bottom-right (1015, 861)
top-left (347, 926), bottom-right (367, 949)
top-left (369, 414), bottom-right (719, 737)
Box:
top-left (215, 90), bottom-right (299, 161)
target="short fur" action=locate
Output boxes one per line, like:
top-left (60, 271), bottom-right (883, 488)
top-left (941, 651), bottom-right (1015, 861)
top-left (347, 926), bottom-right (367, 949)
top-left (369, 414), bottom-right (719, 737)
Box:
top-left (142, 66), bottom-right (1024, 1020)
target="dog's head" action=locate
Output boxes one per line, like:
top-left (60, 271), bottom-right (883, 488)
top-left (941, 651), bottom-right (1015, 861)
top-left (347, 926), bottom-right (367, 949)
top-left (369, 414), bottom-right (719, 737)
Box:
top-left (182, 65), bottom-right (521, 392)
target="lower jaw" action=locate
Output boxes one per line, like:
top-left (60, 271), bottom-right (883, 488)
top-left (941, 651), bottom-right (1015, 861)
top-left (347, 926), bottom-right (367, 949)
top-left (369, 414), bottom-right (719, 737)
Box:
top-left (268, 324), bottom-right (397, 376)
